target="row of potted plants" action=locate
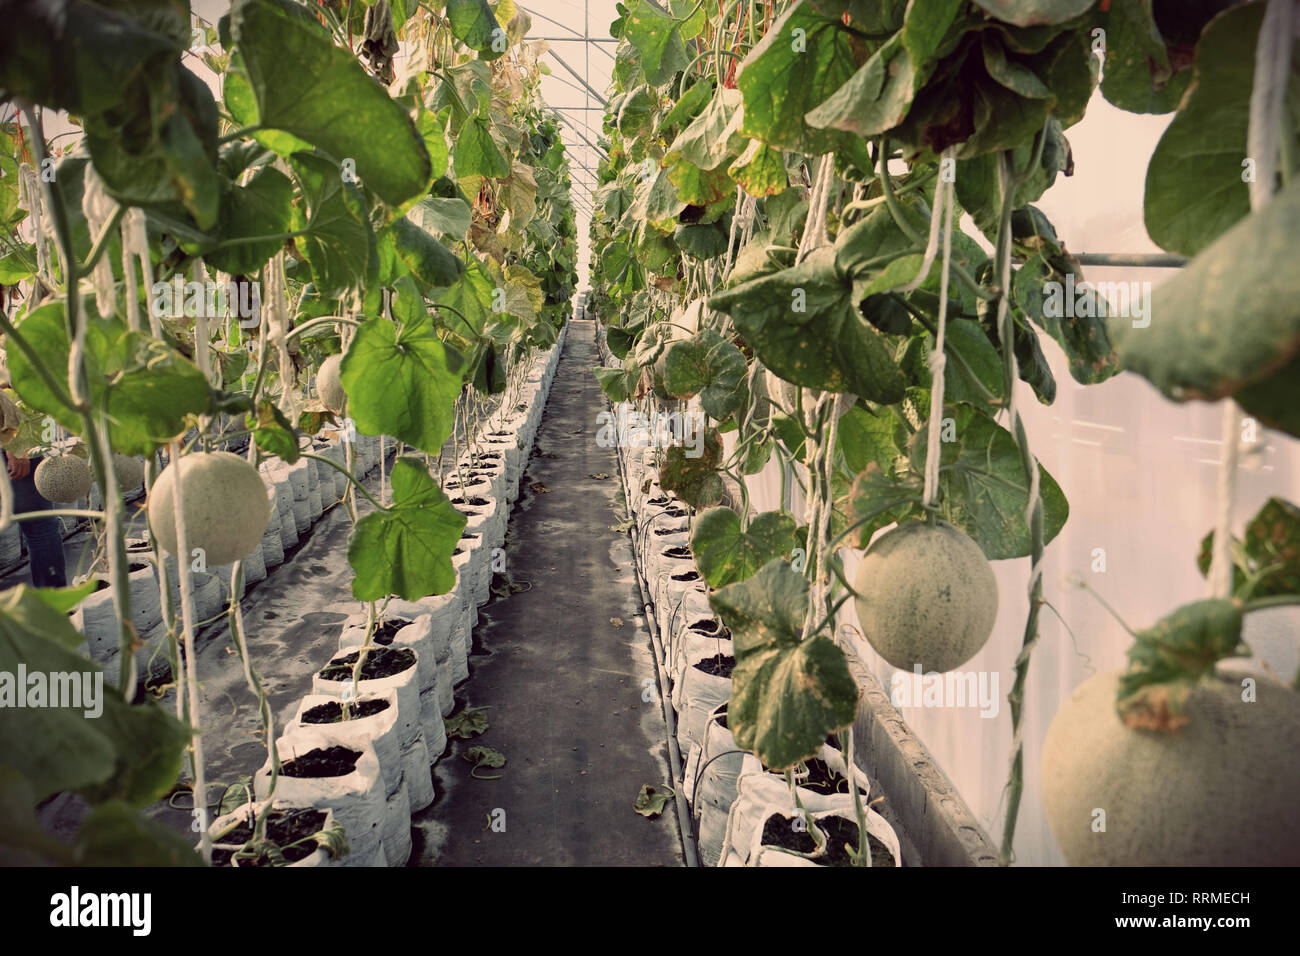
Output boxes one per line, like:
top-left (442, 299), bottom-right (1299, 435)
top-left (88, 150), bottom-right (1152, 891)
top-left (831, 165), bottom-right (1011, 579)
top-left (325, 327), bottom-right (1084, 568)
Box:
top-left (598, 330), bottom-right (903, 868)
top-left (204, 332), bottom-right (566, 866)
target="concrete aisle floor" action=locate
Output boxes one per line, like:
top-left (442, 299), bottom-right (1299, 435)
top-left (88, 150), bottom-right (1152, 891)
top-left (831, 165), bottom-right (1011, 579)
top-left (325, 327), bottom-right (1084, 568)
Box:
top-left (415, 319), bottom-right (684, 866)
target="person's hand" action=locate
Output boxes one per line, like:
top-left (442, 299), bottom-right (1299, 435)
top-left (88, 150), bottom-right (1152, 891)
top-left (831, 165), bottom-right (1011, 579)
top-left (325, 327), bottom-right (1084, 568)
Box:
top-left (6, 451), bottom-right (30, 480)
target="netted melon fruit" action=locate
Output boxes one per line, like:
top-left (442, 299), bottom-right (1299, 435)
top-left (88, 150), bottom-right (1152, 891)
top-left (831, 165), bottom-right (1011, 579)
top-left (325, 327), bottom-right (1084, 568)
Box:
top-left (112, 452), bottom-right (145, 491)
top-left (317, 354), bottom-right (346, 415)
top-left (853, 519), bottom-right (997, 673)
top-left (1041, 669), bottom-right (1300, 865)
top-left (34, 455), bottom-right (93, 502)
top-left (147, 451), bottom-right (271, 566)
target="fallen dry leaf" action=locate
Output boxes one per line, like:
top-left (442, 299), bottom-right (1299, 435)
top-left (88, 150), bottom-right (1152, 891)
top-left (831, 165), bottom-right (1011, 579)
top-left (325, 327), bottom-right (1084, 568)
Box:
top-left (530, 482), bottom-right (550, 493)
top-left (610, 617), bottom-right (624, 628)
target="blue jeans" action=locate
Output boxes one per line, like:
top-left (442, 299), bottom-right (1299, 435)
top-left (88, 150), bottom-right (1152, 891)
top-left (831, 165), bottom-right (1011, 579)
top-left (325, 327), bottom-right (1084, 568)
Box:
top-left (11, 457), bottom-right (68, 588)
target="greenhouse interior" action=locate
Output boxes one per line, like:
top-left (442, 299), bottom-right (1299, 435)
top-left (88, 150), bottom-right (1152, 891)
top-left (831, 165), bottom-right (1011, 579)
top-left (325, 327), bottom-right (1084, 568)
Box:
top-left (0, 0), bottom-right (1296, 903)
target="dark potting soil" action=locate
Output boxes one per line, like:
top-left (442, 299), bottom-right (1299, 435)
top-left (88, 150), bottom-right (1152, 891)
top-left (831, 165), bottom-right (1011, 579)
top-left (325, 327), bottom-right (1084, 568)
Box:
top-left (211, 808), bottom-right (328, 867)
top-left (654, 526), bottom-right (688, 536)
top-left (671, 571), bottom-right (701, 582)
top-left (450, 496), bottom-right (491, 507)
top-left (714, 703), bottom-right (728, 730)
top-left (665, 507), bottom-right (688, 518)
top-left (689, 619), bottom-right (727, 637)
top-left (663, 546), bottom-right (692, 559)
top-left (799, 757), bottom-right (860, 797)
top-left (694, 654), bottom-right (735, 679)
top-left (647, 496), bottom-right (669, 506)
top-left (761, 813), bottom-right (816, 855)
top-left (818, 815), bottom-right (896, 868)
top-left (280, 746), bottom-right (361, 779)
top-left (302, 698), bottom-right (390, 723)
top-left (318, 647), bottom-right (416, 681)
top-left (370, 619), bottom-right (408, 646)
top-left (758, 813), bottom-right (896, 867)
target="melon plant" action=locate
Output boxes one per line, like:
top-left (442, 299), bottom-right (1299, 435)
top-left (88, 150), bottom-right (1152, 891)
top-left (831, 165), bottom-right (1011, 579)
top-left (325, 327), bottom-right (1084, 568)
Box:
top-left (34, 454), bottom-right (93, 502)
top-left (1041, 669), bottom-right (1300, 865)
top-left (853, 520), bottom-right (998, 673)
top-left (147, 451), bottom-right (272, 566)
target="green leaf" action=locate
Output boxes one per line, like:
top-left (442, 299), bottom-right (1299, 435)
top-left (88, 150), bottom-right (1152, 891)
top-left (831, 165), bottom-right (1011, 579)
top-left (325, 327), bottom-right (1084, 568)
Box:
top-left (1098, 0), bottom-right (1193, 114)
top-left (666, 88), bottom-right (745, 171)
top-left (969, 0), bottom-right (1093, 28)
top-left (0, 585), bottom-right (191, 805)
top-left (1198, 497), bottom-right (1300, 600)
top-left (1116, 599), bottom-right (1246, 731)
top-left (737, 2), bottom-right (870, 159)
top-left (462, 744), bottom-right (506, 778)
top-left (663, 329), bottom-right (747, 420)
top-left (389, 217), bottom-right (466, 289)
top-left (728, 140), bottom-right (788, 197)
top-left (289, 151), bottom-right (371, 297)
top-left (623, 0), bottom-right (704, 86)
top-left (230, 0), bottom-right (431, 205)
top-left (709, 246), bottom-right (907, 403)
top-left (843, 462), bottom-right (923, 547)
top-left (409, 196), bottom-right (472, 240)
top-left (348, 457), bottom-right (467, 601)
top-left (447, 0), bottom-right (509, 61)
top-left (708, 560), bottom-right (859, 771)
top-left (207, 165), bottom-right (294, 275)
top-left (1013, 254), bottom-right (1121, 385)
top-left (0, 245), bottom-right (35, 284)
top-left (691, 508), bottom-right (799, 588)
top-left (9, 306), bottom-right (211, 456)
top-left (907, 404), bottom-right (1068, 559)
top-left (456, 115), bottom-right (511, 179)
top-left (1143, 3), bottom-right (1300, 256)
top-left (900, 318), bottom-right (1005, 409)
top-left (340, 314), bottom-right (464, 453)
top-left (633, 783), bottom-right (672, 818)
top-left (444, 704), bottom-right (491, 739)
top-left (658, 428), bottom-right (725, 509)
top-left (673, 221), bottom-right (730, 261)
top-left (249, 401), bottom-right (301, 464)
top-left (1114, 176), bottom-right (1300, 437)
top-left (805, 34), bottom-right (915, 140)
top-left (75, 801), bottom-right (205, 866)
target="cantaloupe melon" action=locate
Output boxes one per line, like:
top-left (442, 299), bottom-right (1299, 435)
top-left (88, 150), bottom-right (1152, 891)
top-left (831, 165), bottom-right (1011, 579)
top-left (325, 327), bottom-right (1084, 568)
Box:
top-left (852, 519), bottom-right (997, 672)
top-left (147, 451), bottom-right (271, 566)
top-left (34, 455), bottom-right (93, 502)
top-left (317, 354), bottom-right (346, 415)
top-left (1041, 669), bottom-right (1300, 865)
top-left (112, 452), bottom-right (145, 492)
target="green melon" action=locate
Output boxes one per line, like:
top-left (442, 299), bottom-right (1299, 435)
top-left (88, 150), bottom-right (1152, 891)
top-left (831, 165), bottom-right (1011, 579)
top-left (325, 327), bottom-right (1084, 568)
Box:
top-left (1041, 669), bottom-right (1300, 865)
top-left (112, 452), bottom-right (145, 492)
top-left (147, 451), bottom-right (271, 566)
top-left (852, 520), bottom-right (998, 672)
top-left (317, 354), bottom-right (346, 415)
top-left (34, 455), bottom-right (93, 502)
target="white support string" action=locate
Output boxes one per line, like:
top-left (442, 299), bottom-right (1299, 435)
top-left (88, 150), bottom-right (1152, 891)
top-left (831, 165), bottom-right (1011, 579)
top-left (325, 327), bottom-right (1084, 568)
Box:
top-left (921, 153), bottom-right (956, 508)
top-left (897, 149), bottom-right (952, 296)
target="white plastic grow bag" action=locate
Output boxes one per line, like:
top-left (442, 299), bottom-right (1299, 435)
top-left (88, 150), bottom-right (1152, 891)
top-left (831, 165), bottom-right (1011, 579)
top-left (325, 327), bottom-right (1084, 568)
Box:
top-left (312, 645), bottom-right (421, 749)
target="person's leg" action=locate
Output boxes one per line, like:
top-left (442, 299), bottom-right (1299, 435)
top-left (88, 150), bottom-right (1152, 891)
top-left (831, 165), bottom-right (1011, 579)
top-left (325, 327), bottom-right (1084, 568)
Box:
top-left (11, 458), bottom-right (69, 589)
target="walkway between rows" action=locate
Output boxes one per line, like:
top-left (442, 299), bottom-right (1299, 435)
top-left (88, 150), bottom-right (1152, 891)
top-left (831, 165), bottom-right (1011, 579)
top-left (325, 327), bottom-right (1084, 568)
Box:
top-left (415, 318), bottom-right (684, 866)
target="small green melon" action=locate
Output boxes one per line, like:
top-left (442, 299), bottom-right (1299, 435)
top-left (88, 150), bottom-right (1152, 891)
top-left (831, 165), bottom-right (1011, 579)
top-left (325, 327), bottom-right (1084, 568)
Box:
top-left (34, 455), bottom-right (93, 502)
top-left (147, 451), bottom-right (271, 566)
top-left (317, 354), bottom-right (346, 415)
top-left (853, 520), bottom-right (998, 673)
top-left (112, 452), bottom-right (145, 492)
top-left (1041, 669), bottom-right (1300, 865)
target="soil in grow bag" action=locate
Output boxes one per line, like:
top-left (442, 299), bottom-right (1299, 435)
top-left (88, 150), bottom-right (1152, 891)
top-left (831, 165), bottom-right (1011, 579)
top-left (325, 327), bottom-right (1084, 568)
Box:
top-left (761, 813), bottom-right (817, 855)
top-left (799, 758), bottom-right (857, 796)
top-left (818, 815), bottom-right (896, 868)
top-left (450, 496), bottom-right (492, 508)
top-left (694, 655), bottom-right (735, 679)
top-left (302, 698), bottom-right (391, 723)
top-left (690, 620), bottom-right (729, 638)
top-left (318, 647), bottom-right (417, 681)
top-left (665, 507), bottom-right (688, 518)
top-left (654, 526), bottom-right (688, 536)
top-left (663, 546), bottom-right (693, 559)
top-left (281, 746), bottom-right (361, 778)
top-left (212, 808), bottom-right (328, 867)
top-left (648, 496), bottom-right (670, 506)
top-left (671, 571), bottom-right (701, 583)
top-left (369, 619), bottom-right (409, 646)
top-left (714, 703), bottom-right (728, 730)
